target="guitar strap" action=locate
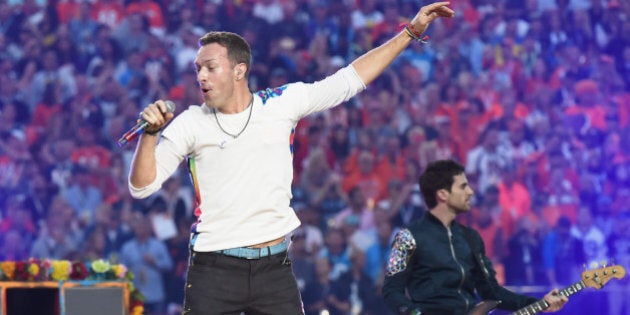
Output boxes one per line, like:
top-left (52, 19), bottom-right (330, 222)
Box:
top-left (461, 225), bottom-right (491, 281)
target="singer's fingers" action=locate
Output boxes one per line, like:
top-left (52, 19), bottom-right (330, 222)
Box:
top-left (164, 111), bottom-right (175, 122)
top-left (139, 105), bottom-right (163, 127)
top-left (154, 99), bottom-right (172, 114)
top-left (146, 103), bottom-right (166, 118)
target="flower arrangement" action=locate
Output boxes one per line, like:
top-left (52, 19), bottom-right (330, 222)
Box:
top-left (0, 259), bottom-right (144, 314)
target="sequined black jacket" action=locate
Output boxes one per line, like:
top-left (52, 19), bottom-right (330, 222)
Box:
top-left (382, 212), bottom-right (537, 315)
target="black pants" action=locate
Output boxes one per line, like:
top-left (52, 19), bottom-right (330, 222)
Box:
top-left (183, 251), bottom-right (304, 315)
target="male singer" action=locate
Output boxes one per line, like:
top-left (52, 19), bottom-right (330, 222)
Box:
top-left (127, 2), bottom-right (454, 314)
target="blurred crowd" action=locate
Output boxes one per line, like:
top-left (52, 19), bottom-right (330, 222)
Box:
top-left (1, 0), bottom-right (630, 314)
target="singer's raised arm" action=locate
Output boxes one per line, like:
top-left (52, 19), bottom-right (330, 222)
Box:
top-left (350, 2), bottom-right (453, 85)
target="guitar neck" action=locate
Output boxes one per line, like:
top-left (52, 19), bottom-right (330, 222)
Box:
top-left (510, 281), bottom-right (586, 315)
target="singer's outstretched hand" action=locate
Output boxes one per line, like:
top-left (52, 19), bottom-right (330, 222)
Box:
top-left (350, 1), bottom-right (453, 86)
top-left (409, 2), bottom-right (454, 37)
top-left (139, 100), bottom-right (175, 135)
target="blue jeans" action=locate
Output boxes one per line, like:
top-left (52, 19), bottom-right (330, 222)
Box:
top-left (183, 250), bottom-right (304, 315)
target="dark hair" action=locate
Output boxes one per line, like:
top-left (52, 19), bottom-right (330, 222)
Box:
top-left (419, 159), bottom-right (465, 209)
top-left (198, 31), bottom-right (252, 77)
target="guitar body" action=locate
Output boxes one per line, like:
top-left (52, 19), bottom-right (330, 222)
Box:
top-left (468, 300), bottom-right (501, 315)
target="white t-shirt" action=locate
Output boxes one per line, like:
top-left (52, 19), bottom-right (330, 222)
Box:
top-left (130, 66), bottom-right (365, 251)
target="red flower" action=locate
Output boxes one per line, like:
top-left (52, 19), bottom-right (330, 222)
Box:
top-left (15, 262), bottom-right (29, 281)
top-left (69, 261), bottom-right (88, 280)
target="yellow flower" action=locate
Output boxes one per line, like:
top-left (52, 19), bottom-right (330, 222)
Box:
top-left (131, 305), bottom-right (144, 315)
top-left (1, 262), bottom-right (16, 280)
top-left (51, 261), bottom-right (71, 281)
top-left (28, 263), bottom-right (40, 278)
top-left (112, 264), bottom-right (128, 279)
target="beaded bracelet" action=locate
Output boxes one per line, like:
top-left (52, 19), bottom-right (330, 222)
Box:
top-left (401, 23), bottom-right (430, 44)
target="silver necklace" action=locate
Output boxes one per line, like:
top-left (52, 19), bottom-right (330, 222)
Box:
top-left (213, 94), bottom-right (254, 139)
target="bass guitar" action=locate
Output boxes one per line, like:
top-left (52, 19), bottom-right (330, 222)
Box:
top-left (468, 265), bottom-right (626, 315)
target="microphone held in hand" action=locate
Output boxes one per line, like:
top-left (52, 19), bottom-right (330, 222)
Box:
top-left (117, 100), bottom-right (176, 147)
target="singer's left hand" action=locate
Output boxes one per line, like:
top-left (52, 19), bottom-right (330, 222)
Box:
top-left (139, 100), bottom-right (174, 133)
top-left (409, 2), bottom-right (454, 36)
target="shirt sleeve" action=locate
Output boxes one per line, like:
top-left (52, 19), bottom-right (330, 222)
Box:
top-left (293, 65), bottom-right (366, 119)
top-left (128, 111), bottom-right (194, 199)
top-left (382, 228), bottom-right (419, 314)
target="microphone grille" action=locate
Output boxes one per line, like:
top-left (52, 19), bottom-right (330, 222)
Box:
top-left (164, 100), bottom-right (176, 113)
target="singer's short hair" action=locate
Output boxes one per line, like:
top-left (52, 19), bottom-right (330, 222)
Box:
top-left (198, 31), bottom-right (251, 77)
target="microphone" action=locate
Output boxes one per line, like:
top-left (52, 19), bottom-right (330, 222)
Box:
top-left (117, 100), bottom-right (176, 147)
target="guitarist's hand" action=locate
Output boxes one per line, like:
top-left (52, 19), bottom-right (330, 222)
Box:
top-left (542, 289), bottom-right (568, 312)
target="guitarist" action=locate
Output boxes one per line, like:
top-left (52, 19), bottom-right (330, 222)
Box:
top-left (382, 160), bottom-right (567, 315)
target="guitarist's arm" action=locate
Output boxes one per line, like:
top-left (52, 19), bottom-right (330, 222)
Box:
top-left (469, 230), bottom-right (539, 310)
top-left (382, 229), bottom-right (420, 315)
